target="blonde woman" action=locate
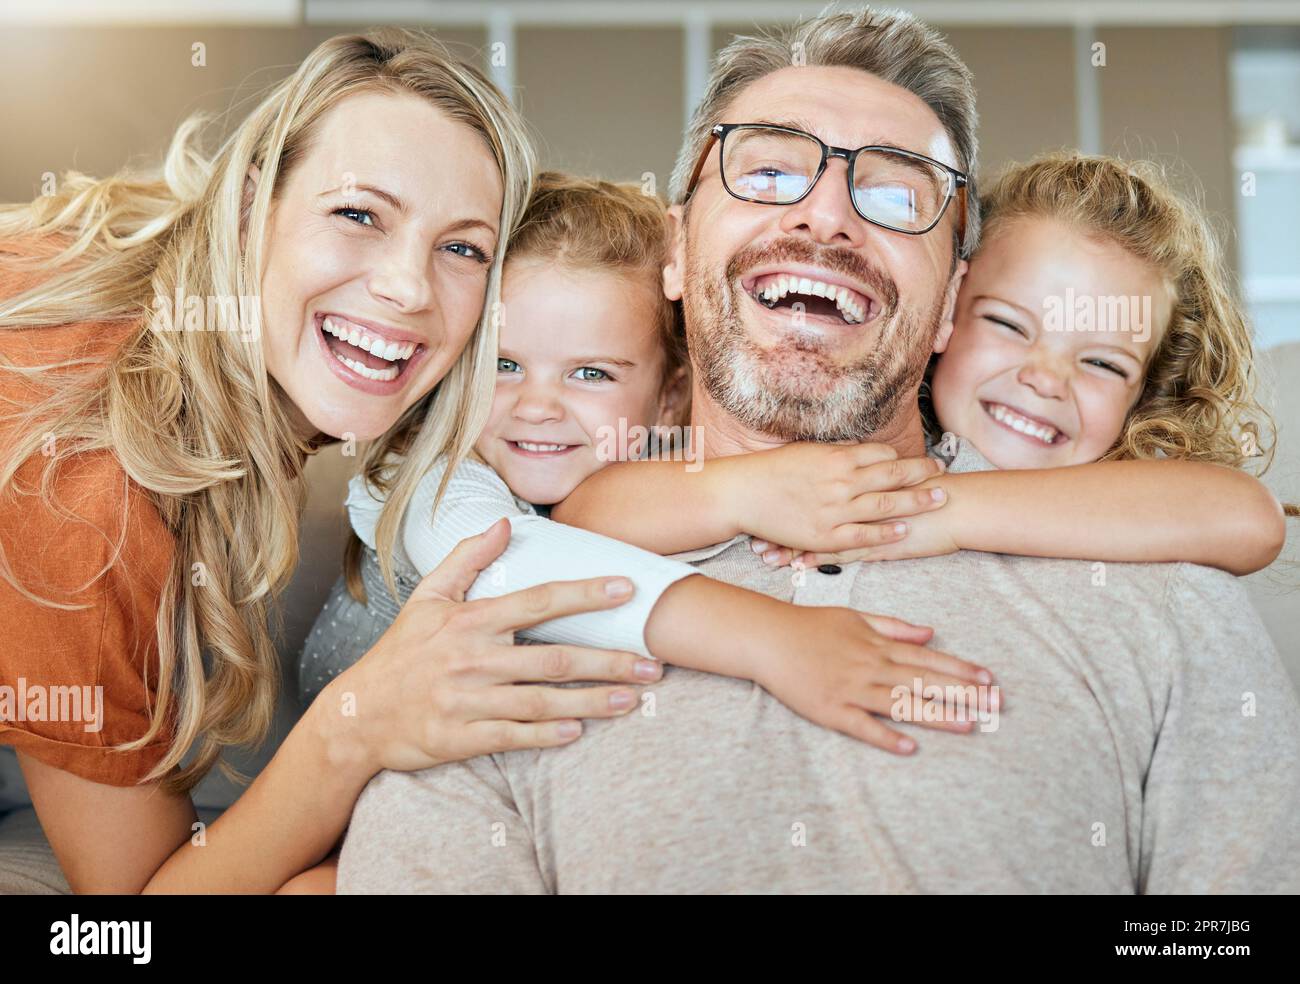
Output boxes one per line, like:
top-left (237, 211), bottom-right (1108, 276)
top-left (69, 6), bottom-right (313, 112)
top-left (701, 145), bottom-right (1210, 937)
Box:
top-left (0, 29), bottom-right (669, 894)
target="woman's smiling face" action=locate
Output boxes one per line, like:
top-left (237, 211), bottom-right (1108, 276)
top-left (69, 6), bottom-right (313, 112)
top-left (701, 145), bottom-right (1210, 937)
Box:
top-left (257, 89), bottom-right (504, 441)
top-left (931, 215), bottom-right (1172, 469)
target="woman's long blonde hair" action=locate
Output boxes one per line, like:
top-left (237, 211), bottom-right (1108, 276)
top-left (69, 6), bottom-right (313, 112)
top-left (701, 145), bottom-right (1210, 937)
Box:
top-left (0, 28), bottom-right (536, 793)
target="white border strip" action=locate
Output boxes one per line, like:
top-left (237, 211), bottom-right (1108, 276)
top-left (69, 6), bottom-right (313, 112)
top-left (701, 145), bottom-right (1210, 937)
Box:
top-left (0, 0), bottom-right (302, 24)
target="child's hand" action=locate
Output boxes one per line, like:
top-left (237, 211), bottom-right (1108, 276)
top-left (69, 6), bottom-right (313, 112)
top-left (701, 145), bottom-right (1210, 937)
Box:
top-left (749, 602), bottom-right (998, 754)
top-left (752, 491), bottom-right (959, 567)
top-left (723, 441), bottom-right (949, 555)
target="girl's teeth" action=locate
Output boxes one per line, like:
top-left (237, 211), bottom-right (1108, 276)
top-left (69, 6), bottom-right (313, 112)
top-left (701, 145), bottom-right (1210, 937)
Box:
top-left (989, 403), bottom-right (1058, 444)
top-left (518, 442), bottom-right (569, 452)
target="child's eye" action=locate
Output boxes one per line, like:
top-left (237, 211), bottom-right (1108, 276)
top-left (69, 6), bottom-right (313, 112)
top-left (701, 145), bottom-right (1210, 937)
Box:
top-left (497, 358), bottom-right (521, 374)
top-left (572, 367), bottom-right (611, 382)
top-left (334, 206), bottom-right (376, 227)
top-left (1085, 358), bottom-right (1128, 379)
top-left (986, 315), bottom-right (1026, 337)
top-left (445, 242), bottom-right (491, 263)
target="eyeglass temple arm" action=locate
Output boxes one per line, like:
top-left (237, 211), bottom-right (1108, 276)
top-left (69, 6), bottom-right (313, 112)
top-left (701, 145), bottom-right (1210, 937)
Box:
top-left (682, 131), bottom-right (720, 202)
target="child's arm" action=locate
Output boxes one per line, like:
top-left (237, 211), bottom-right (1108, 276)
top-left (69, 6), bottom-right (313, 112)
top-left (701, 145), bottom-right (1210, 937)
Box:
top-left (360, 457), bottom-right (996, 754)
top-left (801, 460), bottom-right (1288, 576)
top-left (551, 441), bottom-right (950, 555)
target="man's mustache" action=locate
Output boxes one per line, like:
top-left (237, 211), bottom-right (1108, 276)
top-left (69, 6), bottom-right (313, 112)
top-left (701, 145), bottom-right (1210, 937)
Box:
top-left (722, 237), bottom-right (900, 318)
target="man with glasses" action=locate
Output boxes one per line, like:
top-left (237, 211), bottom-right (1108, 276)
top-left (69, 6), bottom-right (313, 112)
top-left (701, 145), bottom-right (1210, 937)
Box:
top-left (339, 7), bottom-right (1299, 894)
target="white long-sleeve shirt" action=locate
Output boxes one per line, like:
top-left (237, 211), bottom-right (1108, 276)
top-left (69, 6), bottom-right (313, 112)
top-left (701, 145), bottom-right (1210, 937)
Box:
top-left (346, 455), bottom-right (696, 659)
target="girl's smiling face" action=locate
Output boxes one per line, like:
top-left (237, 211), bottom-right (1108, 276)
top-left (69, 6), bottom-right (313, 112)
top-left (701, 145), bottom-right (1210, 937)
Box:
top-left (931, 215), bottom-right (1172, 469)
top-left (473, 257), bottom-right (679, 505)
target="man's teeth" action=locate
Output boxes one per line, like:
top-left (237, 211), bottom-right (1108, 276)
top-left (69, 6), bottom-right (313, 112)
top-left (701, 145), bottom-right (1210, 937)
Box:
top-left (516, 442), bottom-right (571, 452)
top-left (322, 316), bottom-right (417, 362)
top-left (987, 402), bottom-right (1059, 444)
top-left (755, 275), bottom-right (866, 324)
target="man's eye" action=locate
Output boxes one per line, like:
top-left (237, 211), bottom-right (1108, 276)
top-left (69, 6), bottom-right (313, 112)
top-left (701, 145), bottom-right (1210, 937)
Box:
top-left (572, 367), bottom-right (610, 382)
top-left (334, 206), bottom-right (375, 227)
top-left (497, 358), bottom-right (521, 374)
top-left (1086, 358), bottom-right (1128, 378)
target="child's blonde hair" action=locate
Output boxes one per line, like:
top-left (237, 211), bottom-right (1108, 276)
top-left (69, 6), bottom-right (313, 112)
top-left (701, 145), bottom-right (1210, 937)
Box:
top-left (507, 171), bottom-right (689, 425)
top-left (978, 152), bottom-right (1279, 477)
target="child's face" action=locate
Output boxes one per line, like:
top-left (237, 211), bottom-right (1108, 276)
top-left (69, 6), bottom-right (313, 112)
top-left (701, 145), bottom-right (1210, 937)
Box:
top-left (931, 215), bottom-right (1171, 469)
top-left (474, 257), bottom-right (673, 505)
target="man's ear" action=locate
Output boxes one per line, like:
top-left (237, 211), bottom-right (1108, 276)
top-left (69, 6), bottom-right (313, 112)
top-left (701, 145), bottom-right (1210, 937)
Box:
top-left (239, 163), bottom-right (261, 253)
top-left (654, 362), bottom-right (692, 429)
top-left (933, 257), bottom-right (968, 354)
top-left (662, 204), bottom-right (686, 302)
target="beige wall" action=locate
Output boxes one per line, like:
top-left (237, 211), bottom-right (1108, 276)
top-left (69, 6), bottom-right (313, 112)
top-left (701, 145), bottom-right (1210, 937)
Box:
top-left (0, 19), bottom-right (1239, 265)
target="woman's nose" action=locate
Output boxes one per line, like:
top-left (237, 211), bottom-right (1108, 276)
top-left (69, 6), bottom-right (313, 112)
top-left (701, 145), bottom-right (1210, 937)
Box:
top-left (367, 247), bottom-right (434, 313)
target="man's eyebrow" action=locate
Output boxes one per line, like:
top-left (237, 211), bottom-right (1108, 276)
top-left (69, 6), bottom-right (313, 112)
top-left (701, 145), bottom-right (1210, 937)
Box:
top-left (751, 119), bottom-right (924, 157)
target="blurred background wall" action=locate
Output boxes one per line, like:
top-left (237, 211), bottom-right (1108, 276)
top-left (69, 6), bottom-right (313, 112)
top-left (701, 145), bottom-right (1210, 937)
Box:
top-left (2, 0), bottom-right (1298, 347)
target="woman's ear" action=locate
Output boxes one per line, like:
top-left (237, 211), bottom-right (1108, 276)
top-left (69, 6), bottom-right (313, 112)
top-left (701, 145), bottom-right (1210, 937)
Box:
top-left (239, 163), bottom-right (261, 253)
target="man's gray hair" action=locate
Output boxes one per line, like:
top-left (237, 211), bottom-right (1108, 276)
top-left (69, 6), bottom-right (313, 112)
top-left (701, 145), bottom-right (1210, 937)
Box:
top-left (668, 6), bottom-right (981, 258)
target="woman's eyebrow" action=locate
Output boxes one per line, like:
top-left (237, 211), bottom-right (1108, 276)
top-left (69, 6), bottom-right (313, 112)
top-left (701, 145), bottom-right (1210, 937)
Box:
top-left (319, 182), bottom-right (407, 213)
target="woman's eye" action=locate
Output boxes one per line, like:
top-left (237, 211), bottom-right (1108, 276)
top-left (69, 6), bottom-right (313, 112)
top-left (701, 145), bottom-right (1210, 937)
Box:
top-left (334, 206), bottom-right (376, 227)
top-left (1086, 358), bottom-right (1128, 378)
top-left (986, 316), bottom-right (1026, 337)
top-left (572, 367), bottom-right (610, 382)
top-left (497, 358), bottom-right (521, 374)
top-left (445, 242), bottom-right (490, 263)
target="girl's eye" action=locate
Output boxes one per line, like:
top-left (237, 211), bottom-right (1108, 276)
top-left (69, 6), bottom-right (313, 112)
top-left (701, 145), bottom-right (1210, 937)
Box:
top-left (986, 315), bottom-right (1026, 337)
top-left (445, 242), bottom-right (490, 263)
top-left (497, 358), bottom-right (521, 374)
top-left (1086, 358), bottom-right (1128, 379)
top-left (334, 206), bottom-right (376, 227)
top-left (572, 366), bottom-right (610, 382)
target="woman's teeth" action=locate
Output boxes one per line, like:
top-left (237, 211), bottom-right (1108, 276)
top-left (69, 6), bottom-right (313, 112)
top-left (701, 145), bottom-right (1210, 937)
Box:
top-left (333, 353), bottom-right (399, 382)
top-left (754, 274), bottom-right (867, 324)
top-left (986, 402), bottom-right (1060, 445)
top-left (322, 316), bottom-right (417, 361)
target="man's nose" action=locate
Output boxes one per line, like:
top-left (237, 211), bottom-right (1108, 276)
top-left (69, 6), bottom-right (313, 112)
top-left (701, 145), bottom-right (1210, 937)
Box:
top-left (778, 158), bottom-right (867, 248)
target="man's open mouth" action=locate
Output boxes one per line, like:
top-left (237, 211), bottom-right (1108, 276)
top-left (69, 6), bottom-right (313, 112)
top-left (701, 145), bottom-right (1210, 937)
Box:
top-left (318, 314), bottom-right (424, 383)
top-left (981, 400), bottom-right (1069, 446)
top-left (743, 271), bottom-right (878, 326)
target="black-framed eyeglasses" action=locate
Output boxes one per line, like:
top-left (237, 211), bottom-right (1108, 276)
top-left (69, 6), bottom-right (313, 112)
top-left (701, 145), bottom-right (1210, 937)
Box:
top-left (683, 122), bottom-right (968, 243)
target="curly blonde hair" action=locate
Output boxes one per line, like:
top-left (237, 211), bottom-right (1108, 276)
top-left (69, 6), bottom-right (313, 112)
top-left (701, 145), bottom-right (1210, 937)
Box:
top-left (941, 151), bottom-right (1294, 515)
top-left (0, 29), bottom-right (535, 792)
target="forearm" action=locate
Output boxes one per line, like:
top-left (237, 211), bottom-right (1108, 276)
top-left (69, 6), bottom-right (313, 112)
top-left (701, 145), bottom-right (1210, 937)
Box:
top-left (643, 574), bottom-right (786, 683)
top-left (552, 459), bottom-right (742, 553)
top-left (942, 460), bottom-right (1287, 574)
top-left (143, 675), bottom-right (375, 893)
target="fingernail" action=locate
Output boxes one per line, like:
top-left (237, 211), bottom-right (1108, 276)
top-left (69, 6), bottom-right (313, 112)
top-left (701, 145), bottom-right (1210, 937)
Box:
top-left (930, 488), bottom-right (946, 502)
top-left (977, 669), bottom-right (992, 685)
top-left (558, 721), bottom-right (581, 739)
top-left (634, 659), bottom-right (661, 680)
top-left (609, 690), bottom-right (635, 710)
top-left (763, 550), bottom-right (781, 564)
top-left (751, 540), bottom-right (769, 553)
top-left (605, 578), bottom-right (633, 597)
top-left (893, 522), bottom-right (908, 536)
top-left (897, 737), bottom-right (916, 754)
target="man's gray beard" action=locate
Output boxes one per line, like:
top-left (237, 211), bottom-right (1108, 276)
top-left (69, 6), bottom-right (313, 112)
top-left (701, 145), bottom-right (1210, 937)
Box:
top-left (683, 262), bottom-right (943, 443)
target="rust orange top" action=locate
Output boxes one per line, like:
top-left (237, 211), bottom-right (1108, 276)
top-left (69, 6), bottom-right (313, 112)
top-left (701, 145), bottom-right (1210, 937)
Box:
top-left (0, 235), bottom-right (176, 786)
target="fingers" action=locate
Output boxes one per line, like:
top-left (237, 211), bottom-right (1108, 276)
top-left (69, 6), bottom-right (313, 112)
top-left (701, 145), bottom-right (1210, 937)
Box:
top-left (749, 540), bottom-right (797, 567)
top-left (871, 666), bottom-right (999, 714)
top-left (462, 718), bottom-right (588, 755)
top-left (475, 684), bottom-right (644, 723)
top-left (885, 641), bottom-right (995, 687)
top-left (415, 517), bottom-right (512, 603)
top-left (461, 575), bottom-right (637, 634)
top-left (828, 707), bottom-right (918, 755)
top-left (852, 452), bottom-right (945, 494)
top-left (822, 520), bottom-right (911, 555)
top-left (859, 613), bottom-right (934, 645)
top-left (846, 483), bottom-right (947, 524)
top-left (476, 644), bottom-right (662, 686)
